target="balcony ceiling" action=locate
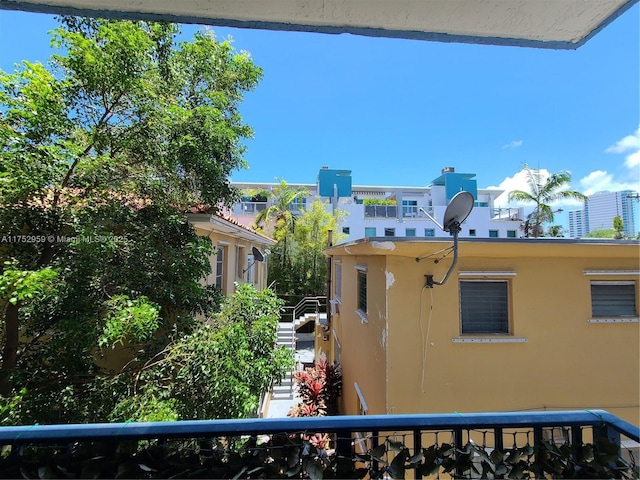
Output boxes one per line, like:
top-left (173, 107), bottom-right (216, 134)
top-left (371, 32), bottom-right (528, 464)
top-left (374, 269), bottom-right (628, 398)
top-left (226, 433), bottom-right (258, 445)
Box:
top-left (1, 0), bottom-right (637, 49)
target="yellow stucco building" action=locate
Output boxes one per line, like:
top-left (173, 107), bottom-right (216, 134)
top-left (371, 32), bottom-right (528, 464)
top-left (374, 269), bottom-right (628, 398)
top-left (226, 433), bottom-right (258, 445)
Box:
top-left (322, 237), bottom-right (640, 426)
top-left (187, 213), bottom-right (275, 295)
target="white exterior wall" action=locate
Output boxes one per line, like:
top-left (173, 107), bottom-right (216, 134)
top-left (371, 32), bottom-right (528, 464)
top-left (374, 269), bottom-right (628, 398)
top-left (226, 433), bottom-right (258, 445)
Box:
top-left (229, 179), bottom-right (524, 242)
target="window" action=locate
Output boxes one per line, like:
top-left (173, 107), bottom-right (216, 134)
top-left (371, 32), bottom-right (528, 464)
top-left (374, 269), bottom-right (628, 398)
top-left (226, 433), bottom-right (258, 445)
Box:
top-left (590, 282), bottom-right (637, 317)
top-left (402, 200), bottom-right (418, 217)
top-left (215, 247), bottom-right (225, 289)
top-left (405, 228), bottom-right (416, 237)
top-left (469, 229), bottom-right (476, 237)
top-left (246, 253), bottom-right (254, 283)
top-left (342, 227), bottom-right (350, 234)
top-left (334, 262), bottom-right (342, 300)
top-left (236, 246), bottom-right (245, 277)
top-left (507, 230), bottom-right (517, 238)
top-left (489, 230), bottom-right (499, 238)
top-left (358, 270), bottom-right (367, 313)
top-left (365, 227), bottom-right (376, 237)
top-left (460, 280), bottom-right (509, 334)
top-left (425, 228), bottom-right (435, 237)
top-left (384, 227), bottom-right (395, 237)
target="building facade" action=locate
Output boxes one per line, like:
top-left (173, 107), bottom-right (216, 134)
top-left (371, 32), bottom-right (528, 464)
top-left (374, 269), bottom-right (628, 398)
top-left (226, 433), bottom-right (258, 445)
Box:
top-left (321, 237), bottom-right (640, 426)
top-left (569, 190), bottom-right (639, 238)
top-left (187, 213), bottom-right (275, 295)
top-left (583, 190), bottom-right (638, 238)
top-left (226, 167), bottom-right (524, 242)
top-left (568, 209), bottom-right (587, 238)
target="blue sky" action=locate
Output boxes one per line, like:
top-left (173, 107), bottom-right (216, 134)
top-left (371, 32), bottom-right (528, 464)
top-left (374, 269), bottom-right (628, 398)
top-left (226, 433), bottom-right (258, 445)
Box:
top-left (1, 6), bottom-right (638, 226)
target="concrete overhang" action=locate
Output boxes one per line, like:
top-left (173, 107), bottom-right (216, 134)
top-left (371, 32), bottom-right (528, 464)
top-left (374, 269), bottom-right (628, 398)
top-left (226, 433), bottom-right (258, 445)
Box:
top-left (324, 237), bottom-right (640, 260)
top-left (0, 0), bottom-right (637, 49)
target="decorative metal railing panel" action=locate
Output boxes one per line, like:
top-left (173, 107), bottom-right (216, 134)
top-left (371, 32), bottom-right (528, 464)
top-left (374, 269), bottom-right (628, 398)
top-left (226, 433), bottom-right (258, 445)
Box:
top-left (0, 410), bottom-right (637, 478)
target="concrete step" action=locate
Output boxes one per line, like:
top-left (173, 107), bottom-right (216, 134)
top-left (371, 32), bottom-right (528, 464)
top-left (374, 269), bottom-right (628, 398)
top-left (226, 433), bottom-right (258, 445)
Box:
top-left (271, 392), bottom-right (294, 401)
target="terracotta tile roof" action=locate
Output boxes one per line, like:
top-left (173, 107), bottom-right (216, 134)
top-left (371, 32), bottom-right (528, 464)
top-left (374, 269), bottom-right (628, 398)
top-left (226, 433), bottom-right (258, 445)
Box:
top-left (186, 203), bottom-right (274, 243)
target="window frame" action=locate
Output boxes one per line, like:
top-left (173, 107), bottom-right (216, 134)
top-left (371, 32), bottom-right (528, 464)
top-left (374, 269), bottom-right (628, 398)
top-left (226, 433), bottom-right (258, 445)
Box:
top-left (405, 228), bottom-right (416, 237)
top-left (215, 246), bottom-right (225, 289)
top-left (364, 227), bottom-right (376, 237)
top-left (384, 227), bottom-right (395, 237)
top-left (459, 279), bottom-right (511, 335)
top-left (489, 230), bottom-right (499, 238)
top-left (424, 228), bottom-right (435, 237)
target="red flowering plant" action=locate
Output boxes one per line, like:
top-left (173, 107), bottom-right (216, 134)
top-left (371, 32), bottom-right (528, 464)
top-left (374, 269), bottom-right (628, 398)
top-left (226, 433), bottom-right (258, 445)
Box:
top-left (288, 354), bottom-right (342, 417)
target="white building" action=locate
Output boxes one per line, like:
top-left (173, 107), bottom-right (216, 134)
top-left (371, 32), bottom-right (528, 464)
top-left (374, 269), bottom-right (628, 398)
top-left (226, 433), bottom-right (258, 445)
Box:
top-left (226, 167), bottom-right (524, 242)
top-left (582, 191), bottom-right (638, 237)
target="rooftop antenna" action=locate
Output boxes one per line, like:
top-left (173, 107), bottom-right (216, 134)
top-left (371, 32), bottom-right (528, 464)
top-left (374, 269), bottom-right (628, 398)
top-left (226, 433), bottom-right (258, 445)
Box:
top-left (417, 191), bottom-right (474, 287)
top-left (243, 246), bottom-right (268, 274)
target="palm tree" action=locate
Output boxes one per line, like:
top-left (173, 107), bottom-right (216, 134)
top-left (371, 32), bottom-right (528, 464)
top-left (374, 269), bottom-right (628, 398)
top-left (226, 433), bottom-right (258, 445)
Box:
top-left (253, 179), bottom-right (309, 235)
top-left (252, 180), bottom-right (309, 294)
top-left (508, 167), bottom-right (587, 238)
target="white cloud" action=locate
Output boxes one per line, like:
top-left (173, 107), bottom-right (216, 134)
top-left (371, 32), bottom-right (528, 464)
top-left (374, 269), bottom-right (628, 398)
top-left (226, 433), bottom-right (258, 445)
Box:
top-left (491, 167), bottom-right (584, 210)
top-left (502, 140), bottom-right (523, 149)
top-left (605, 125), bottom-right (640, 169)
top-left (579, 170), bottom-right (639, 196)
top-left (491, 168), bottom-right (548, 208)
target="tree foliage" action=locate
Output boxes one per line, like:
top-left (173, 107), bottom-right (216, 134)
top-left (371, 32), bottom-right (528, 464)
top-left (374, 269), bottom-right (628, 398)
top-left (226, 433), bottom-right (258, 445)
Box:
top-left (266, 198), bottom-right (345, 298)
top-left (0, 17), bottom-right (270, 422)
top-left (508, 166), bottom-right (586, 238)
top-left (613, 215), bottom-right (625, 239)
top-left (109, 284), bottom-right (294, 422)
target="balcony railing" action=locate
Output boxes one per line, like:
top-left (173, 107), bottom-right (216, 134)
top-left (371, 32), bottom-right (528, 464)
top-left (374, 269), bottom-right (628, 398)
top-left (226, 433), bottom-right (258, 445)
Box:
top-left (240, 201), bottom-right (267, 213)
top-left (491, 207), bottom-right (522, 221)
top-left (365, 205), bottom-right (397, 218)
top-left (0, 410), bottom-right (636, 478)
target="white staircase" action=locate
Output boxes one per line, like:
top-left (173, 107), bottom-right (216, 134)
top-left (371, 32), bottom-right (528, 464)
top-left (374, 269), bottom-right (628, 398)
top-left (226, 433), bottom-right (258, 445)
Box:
top-left (272, 322), bottom-right (296, 401)
top-left (294, 312), bottom-right (318, 330)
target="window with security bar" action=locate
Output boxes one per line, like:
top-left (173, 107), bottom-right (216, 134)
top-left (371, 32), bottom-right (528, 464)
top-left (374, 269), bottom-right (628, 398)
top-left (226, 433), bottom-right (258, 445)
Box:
top-left (460, 280), bottom-right (509, 334)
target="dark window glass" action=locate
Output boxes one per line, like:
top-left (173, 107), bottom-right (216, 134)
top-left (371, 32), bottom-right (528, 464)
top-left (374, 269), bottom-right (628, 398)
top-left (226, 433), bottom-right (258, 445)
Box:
top-left (460, 281), bottom-right (509, 334)
top-left (591, 283), bottom-right (636, 316)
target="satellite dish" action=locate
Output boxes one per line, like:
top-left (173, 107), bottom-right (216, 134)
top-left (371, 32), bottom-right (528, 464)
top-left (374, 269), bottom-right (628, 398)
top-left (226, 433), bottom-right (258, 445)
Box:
top-left (419, 191), bottom-right (475, 287)
top-left (442, 191), bottom-right (474, 233)
top-left (252, 246), bottom-right (265, 262)
top-left (243, 246), bottom-right (267, 275)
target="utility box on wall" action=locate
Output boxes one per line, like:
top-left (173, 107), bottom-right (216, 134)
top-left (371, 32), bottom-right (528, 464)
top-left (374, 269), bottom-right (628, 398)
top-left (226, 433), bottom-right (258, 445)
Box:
top-left (318, 168), bottom-right (352, 198)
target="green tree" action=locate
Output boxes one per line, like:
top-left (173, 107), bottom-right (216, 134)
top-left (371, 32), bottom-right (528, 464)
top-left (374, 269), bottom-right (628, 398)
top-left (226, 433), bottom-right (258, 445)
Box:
top-left (508, 166), bottom-right (587, 238)
top-left (546, 225), bottom-right (564, 237)
top-left (251, 180), bottom-right (309, 295)
top-left (613, 215), bottom-right (625, 239)
top-left (292, 200), bottom-right (345, 296)
top-left (111, 284), bottom-right (293, 421)
top-left (585, 229), bottom-right (616, 238)
top-left (0, 17), bottom-right (262, 421)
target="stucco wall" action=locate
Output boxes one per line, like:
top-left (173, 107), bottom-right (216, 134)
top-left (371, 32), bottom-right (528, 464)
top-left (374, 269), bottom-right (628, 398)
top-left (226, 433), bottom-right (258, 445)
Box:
top-left (335, 254), bottom-right (388, 415)
top-left (330, 240), bottom-right (639, 425)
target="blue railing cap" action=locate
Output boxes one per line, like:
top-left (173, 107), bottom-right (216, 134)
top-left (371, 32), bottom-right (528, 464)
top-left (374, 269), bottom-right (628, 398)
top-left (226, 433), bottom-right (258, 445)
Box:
top-left (0, 410), bottom-right (637, 444)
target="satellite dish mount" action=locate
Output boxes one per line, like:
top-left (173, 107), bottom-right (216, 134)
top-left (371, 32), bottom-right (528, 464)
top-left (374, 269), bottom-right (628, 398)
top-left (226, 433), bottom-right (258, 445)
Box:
top-left (243, 246), bottom-right (268, 274)
top-left (418, 191), bottom-right (474, 287)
